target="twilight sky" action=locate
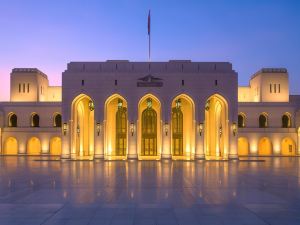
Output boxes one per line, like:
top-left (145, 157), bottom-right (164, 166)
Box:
top-left (0, 0), bottom-right (300, 101)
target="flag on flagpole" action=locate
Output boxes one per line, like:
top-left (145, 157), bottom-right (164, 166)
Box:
top-left (148, 10), bottom-right (151, 35)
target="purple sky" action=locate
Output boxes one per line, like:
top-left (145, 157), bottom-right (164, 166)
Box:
top-left (0, 0), bottom-right (300, 101)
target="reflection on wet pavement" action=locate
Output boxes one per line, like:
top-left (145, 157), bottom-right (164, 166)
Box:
top-left (1, 157), bottom-right (300, 224)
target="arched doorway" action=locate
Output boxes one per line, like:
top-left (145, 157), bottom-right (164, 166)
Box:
top-left (238, 137), bottom-right (249, 156)
top-left (104, 94), bottom-right (128, 159)
top-left (4, 137), bottom-right (18, 155)
top-left (281, 137), bottom-right (295, 156)
top-left (171, 94), bottom-right (195, 159)
top-left (258, 137), bottom-right (272, 155)
top-left (138, 94), bottom-right (161, 159)
top-left (50, 137), bottom-right (62, 155)
top-left (27, 137), bottom-right (41, 155)
top-left (204, 94), bottom-right (229, 159)
top-left (71, 94), bottom-right (95, 159)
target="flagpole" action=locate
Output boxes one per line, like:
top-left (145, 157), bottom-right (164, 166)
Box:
top-left (148, 10), bottom-right (151, 62)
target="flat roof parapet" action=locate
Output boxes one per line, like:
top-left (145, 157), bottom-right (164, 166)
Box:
top-left (66, 61), bottom-right (234, 73)
top-left (251, 68), bottom-right (287, 79)
top-left (11, 68), bottom-right (48, 78)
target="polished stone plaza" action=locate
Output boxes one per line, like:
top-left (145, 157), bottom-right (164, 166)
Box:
top-left (1, 157), bottom-right (300, 225)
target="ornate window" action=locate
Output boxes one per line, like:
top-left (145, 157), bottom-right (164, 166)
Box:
top-left (53, 114), bottom-right (62, 127)
top-left (259, 114), bottom-right (268, 128)
top-left (172, 99), bottom-right (183, 156)
top-left (238, 113), bottom-right (245, 128)
top-left (116, 99), bottom-right (127, 156)
top-left (31, 113), bottom-right (40, 127)
top-left (8, 113), bottom-right (17, 127)
top-left (141, 98), bottom-right (157, 156)
top-left (282, 114), bottom-right (291, 128)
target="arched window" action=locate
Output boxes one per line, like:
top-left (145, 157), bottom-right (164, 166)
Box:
top-left (282, 114), bottom-right (291, 128)
top-left (31, 113), bottom-right (40, 127)
top-left (8, 113), bottom-right (17, 127)
top-left (53, 113), bottom-right (62, 127)
top-left (116, 99), bottom-right (127, 156)
top-left (259, 113), bottom-right (268, 128)
top-left (238, 113), bottom-right (245, 128)
top-left (172, 99), bottom-right (183, 156)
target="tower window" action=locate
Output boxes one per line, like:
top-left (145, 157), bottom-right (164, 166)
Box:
top-left (115, 80), bottom-right (118, 86)
top-left (215, 80), bottom-right (218, 86)
top-left (81, 80), bottom-right (85, 86)
top-left (27, 83), bottom-right (30, 93)
top-left (19, 84), bottom-right (21, 93)
top-left (181, 80), bottom-right (185, 86)
top-left (274, 84), bottom-right (276, 93)
top-left (278, 84), bottom-right (281, 93)
top-left (270, 84), bottom-right (272, 93)
top-left (23, 83), bottom-right (25, 93)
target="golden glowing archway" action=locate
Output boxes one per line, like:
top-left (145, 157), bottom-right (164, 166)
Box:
top-left (50, 137), bottom-right (62, 155)
top-left (238, 137), bottom-right (249, 156)
top-left (4, 137), bottom-right (18, 155)
top-left (281, 137), bottom-right (295, 156)
top-left (71, 94), bottom-right (94, 159)
top-left (27, 137), bottom-right (41, 155)
top-left (171, 94), bottom-right (195, 159)
top-left (138, 94), bottom-right (161, 159)
top-left (104, 94), bottom-right (128, 159)
top-left (204, 94), bottom-right (229, 159)
top-left (258, 137), bottom-right (272, 155)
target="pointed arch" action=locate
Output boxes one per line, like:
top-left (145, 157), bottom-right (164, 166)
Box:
top-left (238, 137), bottom-right (249, 156)
top-left (138, 94), bottom-right (162, 159)
top-left (258, 137), bottom-right (272, 155)
top-left (104, 94), bottom-right (128, 159)
top-left (71, 94), bottom-right (95, 159)
top-left (53, 113), bottom-right (62, 127)
top-left (27, 137), bottom-right (41, 155)
top-left (282, 113), bottom-right (291, 128)
top-left (281, 137), bottom-right (295, 156)
top-left (50, 137), bottom-right (62, 155)
top-left (171, 94), bottom-right (195, 159)
top-left (8, 112), bottom-right (18, 127)
top-left (204, 94), bottom-right (229, 159)
top-left (4, 137), bottom-right (18, 155)
top-left (31, 113), bottom-right (40, 127)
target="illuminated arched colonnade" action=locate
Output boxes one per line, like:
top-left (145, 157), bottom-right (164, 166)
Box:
top-left (63, 92), bottom-right (236, 160)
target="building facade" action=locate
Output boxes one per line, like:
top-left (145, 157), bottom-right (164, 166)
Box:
top-left (0, 61), bottom-right (299, 160)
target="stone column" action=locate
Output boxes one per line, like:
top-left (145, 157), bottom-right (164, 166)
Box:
top-left (229, 121), bottom-right (238, 159)
top-left (128, 121), bottom-right (137, 159)
top-left (94, 121), bottom-right (104, 159)
top-left (162, 122), bottom-right (171, 159)
top-left (61, 120), bottom-right (71, 159)
top-left (195, 122), bottom-right (205, 159)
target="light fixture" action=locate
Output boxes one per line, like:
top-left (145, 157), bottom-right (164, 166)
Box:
top-left (96, 122), bottom-right (101, 136)
top-left (164, 123), bottom-right (169, 136)
top-left (198, 123), bottom-right (203, 136)
top-left (130, 123), bottom-right (135, 136)
top-left (77, 125), bottom-right (80, 135)
top-left (88, 100), bottom-right (95, 111)
top-left (63, 123), bottom-right (68, 135)
top-left (232, 123), bottom-right (237, 136)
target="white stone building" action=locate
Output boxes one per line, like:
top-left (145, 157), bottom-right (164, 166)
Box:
top-left (0, 61), bottom-right (298, 160)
